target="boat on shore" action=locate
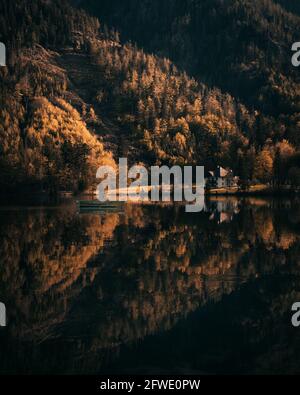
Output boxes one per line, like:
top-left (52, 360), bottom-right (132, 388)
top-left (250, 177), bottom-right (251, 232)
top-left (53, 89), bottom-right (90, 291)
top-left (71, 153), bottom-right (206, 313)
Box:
top-left (77, 200), bottom-right (124, 212)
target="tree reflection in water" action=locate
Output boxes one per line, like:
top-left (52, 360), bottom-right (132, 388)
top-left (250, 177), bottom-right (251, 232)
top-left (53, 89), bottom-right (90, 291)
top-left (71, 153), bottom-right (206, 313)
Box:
top-left (0, 197), bottom-right (300, 374)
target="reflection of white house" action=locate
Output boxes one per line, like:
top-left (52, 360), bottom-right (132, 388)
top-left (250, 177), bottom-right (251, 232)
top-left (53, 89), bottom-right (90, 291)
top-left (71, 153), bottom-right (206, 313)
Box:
top-left (0, 42), bottom-right (6, 67)
top-left (0, 302), bottom-right (6, 327)
top-left (206, 198), bottom-right (240, 224)
top-left (205, 166), bottom-right (238, 189)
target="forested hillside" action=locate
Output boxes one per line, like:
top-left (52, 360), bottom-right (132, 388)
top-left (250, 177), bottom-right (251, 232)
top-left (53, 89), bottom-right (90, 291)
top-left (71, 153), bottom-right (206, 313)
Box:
top-left (0, 0), bottom-right (116, 193)
top-left (81, 0), bottom-right (300, 117)
top-left (1, 0), bottom-right (300, 194)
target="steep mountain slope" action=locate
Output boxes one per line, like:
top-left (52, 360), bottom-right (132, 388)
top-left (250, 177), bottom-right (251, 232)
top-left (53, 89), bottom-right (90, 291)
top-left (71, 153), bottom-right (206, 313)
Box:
top-left (1, 0), bottom-right (300, 193)
top-left (80, 0), bottom-right (300, 125)
top-left (56, 50), bottom-right (125, 158)
top-left (0, 0), bottom-right (116, 192)
top-left (0, 0), bottom-right (252, 191)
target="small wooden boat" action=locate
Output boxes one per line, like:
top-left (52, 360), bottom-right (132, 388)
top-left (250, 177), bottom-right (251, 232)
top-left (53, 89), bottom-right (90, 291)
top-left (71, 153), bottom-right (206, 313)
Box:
top-left (77, 200), bottom-right (123, 212)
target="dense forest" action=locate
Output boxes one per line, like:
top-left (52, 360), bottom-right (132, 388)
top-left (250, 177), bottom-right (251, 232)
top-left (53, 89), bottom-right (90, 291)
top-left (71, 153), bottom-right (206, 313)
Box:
top-left (81, 0), bottom-right (300, 118)
top-left (0, 0), bottom-right (115, 193)
top-left (1, 0), bottom-right (300, 193)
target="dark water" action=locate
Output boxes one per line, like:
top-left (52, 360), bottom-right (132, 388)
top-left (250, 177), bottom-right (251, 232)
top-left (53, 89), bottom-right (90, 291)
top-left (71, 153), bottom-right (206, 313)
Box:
top-left (0, 197), bottom-right (300, 375)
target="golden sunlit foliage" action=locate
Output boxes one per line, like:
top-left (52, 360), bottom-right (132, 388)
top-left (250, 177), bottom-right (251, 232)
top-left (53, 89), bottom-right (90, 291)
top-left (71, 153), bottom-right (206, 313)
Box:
top-left (24, 97), bottom-right (114, 192)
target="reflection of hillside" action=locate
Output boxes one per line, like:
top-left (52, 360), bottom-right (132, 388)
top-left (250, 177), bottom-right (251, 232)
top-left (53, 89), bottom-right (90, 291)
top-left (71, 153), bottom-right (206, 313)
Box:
top-left (83, 204), bottom-right (300, 355)
top-left (0, 206), bottom-right (119, 339)
top-left (1, 200), bottom-right (300, 373)
top-left (116, 277), bottom-right (300, 375)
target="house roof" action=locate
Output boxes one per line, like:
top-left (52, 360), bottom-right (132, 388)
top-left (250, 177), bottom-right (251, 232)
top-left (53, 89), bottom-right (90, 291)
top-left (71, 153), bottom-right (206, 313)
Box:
top-left (206, 166), bottom-right (231, 178)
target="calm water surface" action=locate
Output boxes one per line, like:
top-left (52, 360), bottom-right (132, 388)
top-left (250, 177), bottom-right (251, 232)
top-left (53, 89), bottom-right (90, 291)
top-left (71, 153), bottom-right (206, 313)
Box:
top-left (0, 197), bottom-right (300, 374)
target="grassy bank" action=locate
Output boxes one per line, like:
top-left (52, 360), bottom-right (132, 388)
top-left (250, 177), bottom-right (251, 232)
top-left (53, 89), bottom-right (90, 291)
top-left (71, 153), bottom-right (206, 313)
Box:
top-left (207, 185), bottom-right (300, 196)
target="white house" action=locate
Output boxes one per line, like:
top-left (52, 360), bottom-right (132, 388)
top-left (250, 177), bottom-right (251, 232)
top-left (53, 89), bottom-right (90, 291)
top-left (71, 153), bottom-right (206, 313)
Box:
top-left (205, 166), bottom-right (238, 189)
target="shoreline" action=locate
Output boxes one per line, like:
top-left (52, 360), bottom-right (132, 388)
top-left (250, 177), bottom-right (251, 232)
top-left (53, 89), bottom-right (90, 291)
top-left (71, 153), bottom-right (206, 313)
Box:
top-left (1, 185), bottom-right (300, 205)
top-left (207, 185), bottom-right (300, 196)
